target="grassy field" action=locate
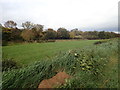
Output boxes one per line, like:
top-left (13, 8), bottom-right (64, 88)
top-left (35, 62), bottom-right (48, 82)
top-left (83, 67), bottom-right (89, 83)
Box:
top-left (2, 40), bottom-right (100, 66)
top-left (2, 38), bottom-right (118, 89)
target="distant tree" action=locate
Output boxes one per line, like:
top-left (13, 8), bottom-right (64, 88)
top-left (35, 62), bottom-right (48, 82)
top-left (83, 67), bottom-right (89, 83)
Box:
top-left (21, 30), bottom-right (37, 42)
top-left (10, 29), bottom-right (22, 41)
top-left (69, 31), bottom-right (75, 39)
top-left (82, 31), bottom-right (89, 39)
top-left (57, 28), bottom-right (70, 39)
top-left (4, 20), bottom-right (17, 29)
top-left (70, 29), bottom-right (83, 39)
top-left (22, 21), bottom-right (34, 30)
top-left (98, 31), bottom-right (116, 39)
top-left (31, 24), bottom-right (44, 40)
top-left (88, 31), bottom-right (99, 39)
top-left (109, 32), bottom-right (117, 38)
top-left (104, 32), bottom-right (117, 39)
top-left (71, 28), bottom-right (80, 36)
top-left (98, 31), bottom-right (106, 39)
top-left (34, 24), bottom-right (43, 32)
top-left (82, 31), bottom-right (99, 39)
top-left (2, 27), bottom-right (22, 42)
top-left (44, 28), bottom-right (57, 39)
top-left (2, 21), bottom-right (22, 42)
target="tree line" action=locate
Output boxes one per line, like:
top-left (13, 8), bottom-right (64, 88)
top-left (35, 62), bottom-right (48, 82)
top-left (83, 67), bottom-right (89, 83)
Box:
top-left (1, 20), bottom-right (119, 44)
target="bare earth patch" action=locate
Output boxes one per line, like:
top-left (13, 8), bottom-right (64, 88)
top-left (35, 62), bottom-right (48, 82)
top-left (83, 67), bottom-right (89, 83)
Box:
top-left (38, 72), bottom-right (70, 88)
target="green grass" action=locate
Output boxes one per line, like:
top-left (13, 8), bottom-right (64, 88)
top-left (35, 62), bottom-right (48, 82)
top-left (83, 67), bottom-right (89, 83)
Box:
top-left (2, 39), bottom-right (118, 89)
top-left (2, 40), bottom-right (100, 66)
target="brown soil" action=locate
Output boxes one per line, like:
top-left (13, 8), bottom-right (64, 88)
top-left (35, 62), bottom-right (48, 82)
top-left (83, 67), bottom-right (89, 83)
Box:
top-left (38, 72), bottom-right (70, 88)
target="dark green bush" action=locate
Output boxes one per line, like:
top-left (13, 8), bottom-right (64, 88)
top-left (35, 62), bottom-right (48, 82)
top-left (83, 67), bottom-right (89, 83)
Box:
top-left (2, 59), bottom-right (21, 71)
top-left (2, 40), bottom-right (8, 46)
top-left (36, 40), bottom-right (56, 43)
top-left (94, 41), bottom-right (107, 45)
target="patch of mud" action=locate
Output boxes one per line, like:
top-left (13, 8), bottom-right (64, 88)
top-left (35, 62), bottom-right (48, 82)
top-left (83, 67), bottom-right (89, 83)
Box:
top-left (38, 72), bottom-right (70, 88)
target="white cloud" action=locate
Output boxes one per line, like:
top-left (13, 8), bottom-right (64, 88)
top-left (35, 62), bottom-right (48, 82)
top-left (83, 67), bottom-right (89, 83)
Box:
top-left (0, 0), bottom-right (119, 31)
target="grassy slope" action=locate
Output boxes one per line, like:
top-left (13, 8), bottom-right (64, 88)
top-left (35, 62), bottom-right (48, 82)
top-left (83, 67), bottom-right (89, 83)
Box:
top-left (58, 39), bottom-right (118, 88)
top-left (2, 40), bottom-right (99, 65)
top-left (2, 39), bottom-right (118, 89)
top-left (99, 56), bottom-right (118, 88)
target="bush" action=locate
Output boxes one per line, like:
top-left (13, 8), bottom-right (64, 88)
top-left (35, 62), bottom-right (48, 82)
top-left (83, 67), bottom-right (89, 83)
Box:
top-left (94, 41), bottom-right (107, 45)
top-left (2, 40), bottom-right (8, 46)
top-left (2, 59), bottom-right (21, 71)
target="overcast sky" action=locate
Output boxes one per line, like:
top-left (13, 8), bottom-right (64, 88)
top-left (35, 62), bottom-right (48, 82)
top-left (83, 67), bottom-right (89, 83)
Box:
top-left (0, 0), bottom-right (119, 31)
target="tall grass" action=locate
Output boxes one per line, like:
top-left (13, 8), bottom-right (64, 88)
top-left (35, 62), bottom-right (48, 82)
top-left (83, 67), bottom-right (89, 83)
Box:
top-left (2, 39), bottom-right (118, 89)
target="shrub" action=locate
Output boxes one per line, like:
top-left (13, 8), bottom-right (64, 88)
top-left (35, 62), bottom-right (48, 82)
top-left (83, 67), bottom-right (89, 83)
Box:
top-left (2, 59), bottom-right (21, 71)
top-left (36, 40), bottom-right (56, 43)
top-left (2, 40), bottom-right (8, 46)
top-left (94, 41), bottom-right (107, 45)
top-left (21, 30), bottom-right (37, 42)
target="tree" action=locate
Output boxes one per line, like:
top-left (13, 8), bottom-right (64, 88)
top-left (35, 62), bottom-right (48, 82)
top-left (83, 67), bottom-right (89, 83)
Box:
top-left (109, 32), bottom-right (116, 38)
top-left (44, 28), bottom-right (57, 39)
top-left (34, 24), bottom-right (43, 32)
top-left (69, 31), bottom-right (75, 39)
top-left (4, 20), bottom-right (17, 29)
top-left (82, 31), bottom-right (99, 39)
top-left (57, 28), bottom-right (70, 39)
top-left (22, 21), bottom-right (34, 30)
top-left (3, 21), bottom-right (22, 42)
top-left (98, 31), bottom-right (106, 39)
top-left (2, 27), bottom-right (22, 42)
top-left (71, 28), bottom-right (80, 36)
top-left (21, 30), bottom-right (37, 42)
top-left (10, 29), bottom-right (22, 41)
top-left (31, 24), bottom-right (44, 40)
top-left (69, 29), bottom-right (83, 39)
